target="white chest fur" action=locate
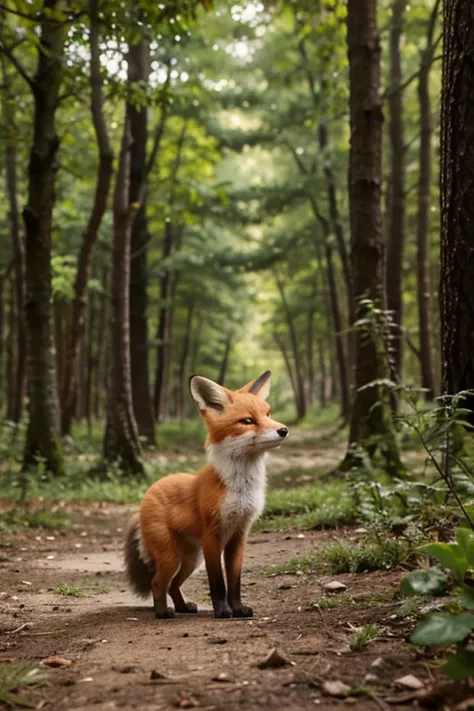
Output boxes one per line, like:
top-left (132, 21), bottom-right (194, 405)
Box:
top-left (207, 439), bottom-right (267, 544)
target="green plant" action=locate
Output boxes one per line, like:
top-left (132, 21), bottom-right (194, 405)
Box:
top-left (349, 623), bottom-right (381, 651)
top-left (0, 663), bottom-right (46, 709)
top-left (55, 584), bottom-right (86, 598)
top-left (319, 539), bottom-right (410, 574)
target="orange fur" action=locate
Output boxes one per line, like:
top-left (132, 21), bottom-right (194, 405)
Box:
top-left (124, 371), bottom-right (288, 619)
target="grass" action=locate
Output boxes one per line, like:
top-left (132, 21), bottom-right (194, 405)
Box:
top-left (254, 479), bottom-right (357, 532)
top-left (0, 663), bottom-right (46, 709)
top-left (265, 538), bottom-right (410, 576)
top-left (349, 623), bottom-right (381, 651)
top-left (0, 509), bottom-right (71, 532)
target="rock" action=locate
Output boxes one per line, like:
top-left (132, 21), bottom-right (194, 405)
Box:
top-left (150, 670), bottom-right (166, 680)
top-left (371, 657), bottom-right (384, 669)
top-left (211, 673), bottom-right (233, 683)
top-left (257, 647), bottom-right (294, 669)
top-left (395, 674), bottom-right (424, 690)
top-left (323, 581), bottom-right (348, 593)
top-left (42, 657), bottom-right (73, 668)
top-left (363, 673), bottom-right (378, 683)
top-left (119, 665), bottom-right (141, 674)
top-left (208, 637), bottom-right (227, 645)
top-left (322, 680), bottom-right (352, 698)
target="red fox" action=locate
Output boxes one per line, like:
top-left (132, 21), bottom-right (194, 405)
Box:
top-left (124, 370), bottom-right (288, 619)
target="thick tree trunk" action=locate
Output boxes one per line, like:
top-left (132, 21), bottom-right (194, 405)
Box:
top-left (22, 2), bottom-right (65, 475)
top-left (416, 0), bottom-right (439, 400)
top-left (440, 0), bottom-right (474, 412)
top-left (61, 0), bottom-right (114, 436)
top-left (102, 121), bottom-right (144, 476)
top-left (153, 221), bottom-right (174, 420)
top-left (344, 0), bottom-right (402, 474)
top-left (128, 37), bottom-right (155, 445)
top-left (386, 0), bottom-right (406, 391)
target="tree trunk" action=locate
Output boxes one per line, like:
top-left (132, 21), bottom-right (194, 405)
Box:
top-left (177, 302), bottom-right (194, 420)
top-left (22, 2), bottom-right (65, 475)
top-left (344, 0), bottom-right (402, 474)
top-left (416, 0), bottom-right (439, 400)
top-left (440, 0), bottom-right (474, 412)
top-left (128, 37), bottom-right (156, 445)
top-left (61, 0), bottom-right (114, 436)
top-left (6, 278), bottom-right (16, 421)
top-left (102, 120), bottom-right (144, 476)
top-left (317, 340), bottom-right (327, 408)
top-left (217, 332), bottom-right (233, 386)
top-left (275, 274), bottom-right (306, 419)
top-left (153, 221), bottom-right (174, 420)
top-left (386, 0), bottom-right (406, 392)
top-left (85, 289), bottom-right (95, 430)
top-left (306, 282), bottom-right (316, 406)
top-left (94, 265), bottom-right (108, 419)
top-left (273, 332), bottom-right (298, 409)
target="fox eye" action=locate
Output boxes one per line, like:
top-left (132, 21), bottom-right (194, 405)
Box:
top-left (239, 417), bottom-right (255, 425)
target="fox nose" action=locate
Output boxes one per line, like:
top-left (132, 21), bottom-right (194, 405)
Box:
top-left (277, 427), bottom-right (289, 438)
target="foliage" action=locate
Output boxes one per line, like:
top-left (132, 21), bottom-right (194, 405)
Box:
top-left (349, 623), bottom-right (381, 652)
top-left (0, 663), bottom-right (46, 709)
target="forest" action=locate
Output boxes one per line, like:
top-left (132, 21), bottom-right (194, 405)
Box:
top-left (1, 0), bottom-right (474, 709)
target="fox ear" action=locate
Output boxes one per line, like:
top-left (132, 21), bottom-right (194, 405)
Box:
top-left (189, 375), bottom-right (231, 413)
top-left (239, 370), bottom-right (272, 401)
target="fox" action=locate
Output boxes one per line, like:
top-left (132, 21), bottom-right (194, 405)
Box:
top-left (124, 370), bottom-right (289, 619)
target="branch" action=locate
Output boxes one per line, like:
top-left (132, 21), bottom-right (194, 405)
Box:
top-left (0, 41), bottom-right (34, 90)
top-left (381, 52), bottom-right (442, 100)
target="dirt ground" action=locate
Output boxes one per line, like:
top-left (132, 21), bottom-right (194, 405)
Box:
top-left (0, 438), bottom-right (470, 710)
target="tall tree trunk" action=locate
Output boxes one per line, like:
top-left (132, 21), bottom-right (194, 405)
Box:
top-left (61, 0), bottom-right (114, 436)
top-left (2, 58), bottom-right (26, 424)
top-left (22, 2), bottom-right (65, 475)
top-left (102, 120), bottom-right (144, 476)
top-left (386, 0), bottom-right (406, 392)
top-left (85, 289), bottom-right (95, 430)
top-left (94, 265), bottom-right (108, 419)
top-left (153, 221), bottom-right (174, 420)
top-left (416, 0), bottom-right (439, 400)
top-left (344, 0), bottom-right (402, 474)
top-left (440, 0), bottom-right (474, 413)
top-left (273, 332), bottom-right (298, 409)
top-left (275, 274), bottom-right (306, 419)
top-left (6, 279), bottom-right (16, 421)
top-left (317, 340), bottom-right (327, 408)
top-left (128, 37), bottom-right (156, 445)
top-left (217, 332), bottom-right (233, 386)
top-left (306, 281), bottom-right (317, 406)
top-left (177, 302), bottom-right (194, 420)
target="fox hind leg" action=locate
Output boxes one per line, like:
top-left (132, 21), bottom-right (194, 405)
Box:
top-left (169, 546), bottom-right (202, 614)
top-left (150, 542), bottom-right (181, 618)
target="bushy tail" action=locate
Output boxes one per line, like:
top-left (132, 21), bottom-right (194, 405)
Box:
top-left (124, 514), bottom-right (153, 598)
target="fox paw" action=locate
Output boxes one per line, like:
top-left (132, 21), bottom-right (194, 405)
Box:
top-left (232, 605), bottom-right (253, 618)
top-left (214, 603), bottom-right (233, 619)
top-left (155, 607), bottom-right (175, 619)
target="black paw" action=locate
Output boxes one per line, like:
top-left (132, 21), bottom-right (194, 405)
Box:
top-left (176, 601), bottom-right (198, 614)
top-left (232, 605), bottom-right (253, 618)
top-left (155, 607), bottom-right (175, 619)
top-left (214, 603), bottom-right (233, 619)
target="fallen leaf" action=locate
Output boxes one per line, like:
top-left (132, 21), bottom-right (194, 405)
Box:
top-left (322, 680), bottom-right (352, 698)
top-left (257, 647), bottom-right (294, 669)
top-left (42, 656), bottom-right (73, 668)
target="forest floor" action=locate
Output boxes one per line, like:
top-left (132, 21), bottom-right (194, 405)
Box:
top-left (0, 427), bottom-right (469, 711)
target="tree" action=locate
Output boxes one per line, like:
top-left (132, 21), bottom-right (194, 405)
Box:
top-left (344, 0), bottom-right (402, 473)
top-left (60, 0), bottom-right (114, 436)
top-left (440, 0), bottom-right (474, 407)
top-left (386, 0), bottom-right (406, 392)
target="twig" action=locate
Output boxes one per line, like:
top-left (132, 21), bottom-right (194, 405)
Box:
top-left (7, 622), bottom-right (30, 634)
top-left (368, 692), bottom-right (391, 711)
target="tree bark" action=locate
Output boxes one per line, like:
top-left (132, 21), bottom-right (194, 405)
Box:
top-left (386, 0), bottom-right (406, 391)
top-left (6, 278), bottom-right (16, 421)
top-left (60, 0), bottom-right (114, 436)
top-left (102, 120), bottom-right (144, 476)
top-left (94, 265), bottom-right (108, 419)
top-left (128, 37), bottom-right (156, 444)
top-left (344, 0), bottom-right (402, 474)
top-left (416, 0), bottom-right (440, 400)
top-left (217, 332), bottom-right (233, 386)
top-left (22, 1), bottom-right (65, 475)
top-left (177, 302), bottom-right (194, 420)
top-left (440, 0), bottom-right (474, 412)
top-left (153, 220), bottom-right (174, 420)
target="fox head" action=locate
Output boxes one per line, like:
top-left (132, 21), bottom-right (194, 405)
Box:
top-left (189, 371), bottom-right (289, 458)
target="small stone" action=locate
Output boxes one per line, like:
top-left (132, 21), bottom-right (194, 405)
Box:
top-left (119, 666), bottom-right (140, 674)
top-left (296, 534), bottom-right (305, 539)
top-left (323, 581), bottom-right (348, 593)
top-left (322, 681), bottom-right (352, 698)
top-left (395, 675), bottom-right (424, 690)
top-left (211, 673), bottom-right (232, 683)
top-left (257, 647), bottom-right (294, 669)
top-left (208, 637), bottom-right (227, 645)
top-left (354, 527), bottom-right (367, 534)
top-left (150, 669), bottom-right (166, 680)
top-left (371, 657), bottom-right (384, 669)
top-left (363, 673), bottom-right (378, 683)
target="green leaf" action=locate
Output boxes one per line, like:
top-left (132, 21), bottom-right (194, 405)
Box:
top-left (410, 612), bottom-right (474, 646)
top-left (442, 648), bottom-right (474, 679)
top-left (419, 542), bottom-right (468, 582)
top-left (457, 528), bottom-right (474, 567)
top-left (458, 585), bottom-right (474, 610)
top-left (400, 568), bottom-right (448, 597)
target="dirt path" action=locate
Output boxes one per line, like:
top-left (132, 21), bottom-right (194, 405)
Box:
top-left (0, 500), bottom-right (441, 711)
